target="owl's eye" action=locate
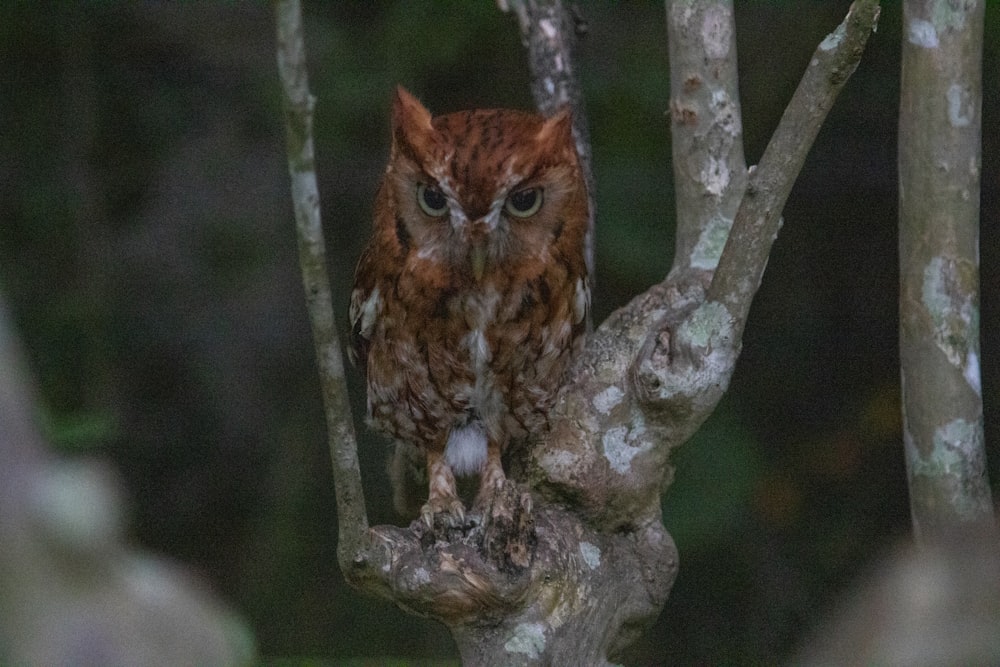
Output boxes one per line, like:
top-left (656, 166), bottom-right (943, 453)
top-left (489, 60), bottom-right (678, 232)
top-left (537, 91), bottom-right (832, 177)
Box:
top-left (417, 183), bottom-right (448, 217)
top-left (504, 187), bottom-right (543, 218)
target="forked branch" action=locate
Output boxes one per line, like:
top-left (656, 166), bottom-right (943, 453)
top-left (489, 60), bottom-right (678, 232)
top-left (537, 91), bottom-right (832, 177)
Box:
top-left (631, 1), bottom-right (880, 420)
top-left (707, 0), bottom-right (881, 338)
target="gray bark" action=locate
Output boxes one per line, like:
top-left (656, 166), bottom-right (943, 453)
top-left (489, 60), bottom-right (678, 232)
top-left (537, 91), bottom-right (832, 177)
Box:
top-left (898, 0), bottom-right (994, 540)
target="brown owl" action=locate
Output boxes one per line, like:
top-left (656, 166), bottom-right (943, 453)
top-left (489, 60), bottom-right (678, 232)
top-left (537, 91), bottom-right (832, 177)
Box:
top-left (350, 86), bottom-right (589, 525)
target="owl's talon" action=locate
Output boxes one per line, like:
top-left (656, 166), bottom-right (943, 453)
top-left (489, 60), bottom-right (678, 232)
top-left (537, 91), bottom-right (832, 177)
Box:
top-left (520, 491), bottom-right (533, 515)
top-left (420, 496), bottom-right (466, 528)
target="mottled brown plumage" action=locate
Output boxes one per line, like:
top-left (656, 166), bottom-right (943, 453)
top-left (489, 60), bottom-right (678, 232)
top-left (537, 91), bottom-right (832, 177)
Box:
top-left (350, 86), bottom-right (589, 524)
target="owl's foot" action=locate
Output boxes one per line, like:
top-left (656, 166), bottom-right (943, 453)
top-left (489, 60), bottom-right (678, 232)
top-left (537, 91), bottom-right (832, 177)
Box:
top-left (472, 450), bottom-right (507, 511)
top-left (420, 494), bottom-right (466, 528)
top-left (421, 452), bottom-right (465, 527)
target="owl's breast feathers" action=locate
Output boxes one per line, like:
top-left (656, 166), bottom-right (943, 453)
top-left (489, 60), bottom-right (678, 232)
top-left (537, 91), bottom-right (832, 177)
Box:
top-left (349, 241), bottom-right (588, 448)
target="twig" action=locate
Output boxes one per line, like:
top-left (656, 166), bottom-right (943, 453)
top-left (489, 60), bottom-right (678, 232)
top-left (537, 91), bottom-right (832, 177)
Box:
top-left (707, 0), bottom-right (881, 337)
top-left (274, 0), bottom-right (369, 557)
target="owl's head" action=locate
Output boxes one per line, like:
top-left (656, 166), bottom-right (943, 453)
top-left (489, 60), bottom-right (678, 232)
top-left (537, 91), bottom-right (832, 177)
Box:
top-left (382, 86), bottom-right (588, 283)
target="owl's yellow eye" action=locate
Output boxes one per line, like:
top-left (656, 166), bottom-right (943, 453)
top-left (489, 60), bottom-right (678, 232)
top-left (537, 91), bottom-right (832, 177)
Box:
top-left (417, 183), bottom-right (448, 217)
top-left (504, 187), bottom-right (543, 218)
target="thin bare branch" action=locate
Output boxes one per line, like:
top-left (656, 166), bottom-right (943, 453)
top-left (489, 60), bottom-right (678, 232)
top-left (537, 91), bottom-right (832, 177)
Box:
top-left (274, 0), bottom-right (369, 556)
top-left (665, 0), bottom-right (747, 280)
top-left (898, 0), bottom-right (994, 539)
top-left (706, 0), bottom-right (881, 338)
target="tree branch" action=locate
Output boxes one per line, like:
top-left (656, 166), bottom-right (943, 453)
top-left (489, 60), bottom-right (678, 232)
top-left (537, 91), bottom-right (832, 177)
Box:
top-left (625, 1), bottom-right (880, 436)
top-left (665, 0), bottom-right (747, 281)
top-left (274, 0), bottom-right (369, 560)
top-left (898, 0), bottom-right (994, 539)
top-left (707, 0), bottom-right (881, 339)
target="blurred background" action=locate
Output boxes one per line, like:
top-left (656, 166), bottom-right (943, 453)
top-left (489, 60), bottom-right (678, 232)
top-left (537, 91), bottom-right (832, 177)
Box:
top-left (1, 1), bottom-right (997, 664)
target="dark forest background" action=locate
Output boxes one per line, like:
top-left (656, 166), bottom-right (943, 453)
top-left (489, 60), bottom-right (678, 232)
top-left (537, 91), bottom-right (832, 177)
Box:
top-left (1, 2), bottom-right (998, 664)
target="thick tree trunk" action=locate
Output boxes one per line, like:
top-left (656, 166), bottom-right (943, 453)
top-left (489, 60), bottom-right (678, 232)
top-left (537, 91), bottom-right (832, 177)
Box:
top-left (446, 509), bottom-right (675, 665)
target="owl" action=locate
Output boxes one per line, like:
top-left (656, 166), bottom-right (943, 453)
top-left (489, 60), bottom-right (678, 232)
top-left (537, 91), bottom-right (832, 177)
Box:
top-left (349, 86), bottom-right (589, 525)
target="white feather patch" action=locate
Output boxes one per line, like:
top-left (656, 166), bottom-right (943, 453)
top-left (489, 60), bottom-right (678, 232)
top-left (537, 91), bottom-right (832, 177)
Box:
top-left (444, 421), bottom-right (488, 476)
top-left (464, 329), bottom-right (492, 371)
top-left (573, 277), bottom-right (590, 325)
top-left (352, 286), bottom-right (381, 340)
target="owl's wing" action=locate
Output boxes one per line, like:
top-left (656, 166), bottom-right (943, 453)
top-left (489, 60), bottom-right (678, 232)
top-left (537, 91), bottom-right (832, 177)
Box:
top-left (347, 247), bottom-right (382, 372)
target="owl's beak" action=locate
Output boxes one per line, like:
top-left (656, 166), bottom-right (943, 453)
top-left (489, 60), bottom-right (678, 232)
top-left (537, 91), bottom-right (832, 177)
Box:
top-left (470, 242), bottom-right (487, 282)
top-left (467, 211), bottom-right (498, 282)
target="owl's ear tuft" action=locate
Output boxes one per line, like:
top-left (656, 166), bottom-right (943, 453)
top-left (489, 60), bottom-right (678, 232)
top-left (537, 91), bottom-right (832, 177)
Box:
top-left (392, 86), bottom-right (435, 157)
top-left (535, 107), bottom-right (574, 153)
